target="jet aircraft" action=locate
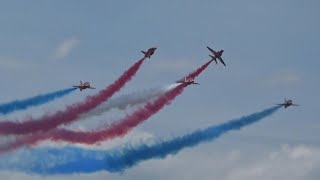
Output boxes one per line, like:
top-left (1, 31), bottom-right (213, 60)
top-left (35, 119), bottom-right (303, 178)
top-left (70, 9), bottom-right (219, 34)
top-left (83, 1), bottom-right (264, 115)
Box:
top-left (207, 46), bottom-right (226, 67)
top-left (277, 99), bottom-right (299, 108)
top-left (73, 81), bottom-right (96, 91)
top-left (141, 47), bottom-right (157, 58)
top-left (176, 77), bottom-right (199, 87)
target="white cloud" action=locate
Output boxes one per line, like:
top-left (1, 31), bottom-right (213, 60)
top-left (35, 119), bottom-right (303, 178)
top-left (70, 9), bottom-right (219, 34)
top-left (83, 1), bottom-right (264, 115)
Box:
top-left (226, 145), bottom-right (320, 180)
top-left (53, 37), bottom-right (80, 60)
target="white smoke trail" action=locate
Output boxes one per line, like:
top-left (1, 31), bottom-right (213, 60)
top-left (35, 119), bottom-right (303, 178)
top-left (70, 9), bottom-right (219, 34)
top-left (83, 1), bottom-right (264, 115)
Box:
top-left (79, 84), bottom-right (180, 120)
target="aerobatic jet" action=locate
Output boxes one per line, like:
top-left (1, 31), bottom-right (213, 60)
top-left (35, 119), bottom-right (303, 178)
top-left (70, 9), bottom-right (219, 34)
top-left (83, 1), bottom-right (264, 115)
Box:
top-left (73, 81), bottom-right (96, 91)
top-left (176, 77), bottom-right (199, 87)
top-left (277, 99), bottom-right (299, 108)
top-left (207, 46), bottom-right (226, 67)
top-left (141, 47), bottom-right (157, 58)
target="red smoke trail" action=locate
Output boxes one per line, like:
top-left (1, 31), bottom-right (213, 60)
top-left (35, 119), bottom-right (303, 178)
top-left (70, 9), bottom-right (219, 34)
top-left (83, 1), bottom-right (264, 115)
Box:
top-left (0, 59), bottom-right (212, 153)
top-left (0, 58), bottom-right (146, 135)
top-left (186, 59), bottom-right (213, 79)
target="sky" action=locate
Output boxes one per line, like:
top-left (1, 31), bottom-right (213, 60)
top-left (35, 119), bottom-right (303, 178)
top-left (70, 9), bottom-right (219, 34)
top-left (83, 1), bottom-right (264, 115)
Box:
top-left (0, 0), bottom-right (319, 179)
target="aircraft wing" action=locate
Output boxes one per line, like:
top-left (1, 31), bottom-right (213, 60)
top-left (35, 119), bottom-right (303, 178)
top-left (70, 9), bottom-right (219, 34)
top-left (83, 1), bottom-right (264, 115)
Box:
top-left (218, 57), bottom-right (226, 67)
top-left (207, 46), bottom-right (216, 54)
top-left (292, 104), bottom-right (300, 106)
top-left (89, 87), bottom-right (96, 89)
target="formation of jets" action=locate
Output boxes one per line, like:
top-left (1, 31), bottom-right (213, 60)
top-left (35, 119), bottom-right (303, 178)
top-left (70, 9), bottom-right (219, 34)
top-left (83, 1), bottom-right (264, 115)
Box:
top-left (277, 99), bottom-right (299, 108)
top-left (73, 81), bottom-right (95, 91)
top-left (71, 46), bottom-right (299, 109)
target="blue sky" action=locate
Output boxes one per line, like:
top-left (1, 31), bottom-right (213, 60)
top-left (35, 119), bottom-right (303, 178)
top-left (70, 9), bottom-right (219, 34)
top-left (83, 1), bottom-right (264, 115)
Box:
top-left (0, 0), bottom-right (319, 179)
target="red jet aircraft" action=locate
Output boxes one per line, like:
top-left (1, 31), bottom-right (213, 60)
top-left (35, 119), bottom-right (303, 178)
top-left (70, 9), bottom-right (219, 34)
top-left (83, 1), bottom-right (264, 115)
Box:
top-left (176, 77), bottom-right (199, 87)
top-left (277, 99), bottom-right (299, 108)
top-left (141, 47), bottom-right (157, 58)
top-left (207, 46), bottom-right (226, 67)
top-left (73, 81), bottom-right (96, 91)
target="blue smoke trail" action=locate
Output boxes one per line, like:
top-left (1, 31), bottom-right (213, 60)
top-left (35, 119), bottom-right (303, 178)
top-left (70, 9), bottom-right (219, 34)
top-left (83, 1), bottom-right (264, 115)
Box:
top-left (0, 106), bottom-right (281, 174)
top-left (0, 88), bottom-right (77, 115)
